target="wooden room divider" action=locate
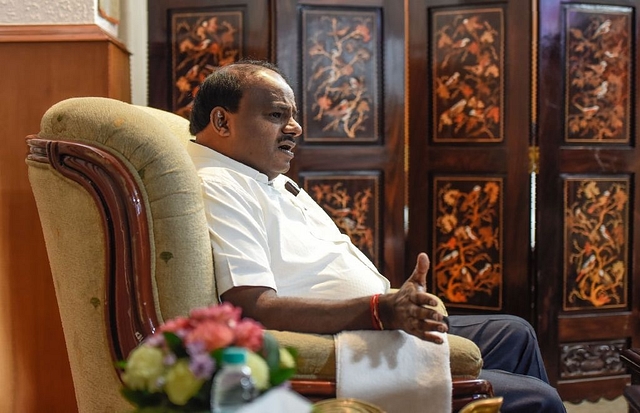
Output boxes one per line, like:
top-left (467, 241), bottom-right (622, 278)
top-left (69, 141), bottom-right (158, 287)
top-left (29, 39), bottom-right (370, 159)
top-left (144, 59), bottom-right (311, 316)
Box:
top-left (147, 0), bottom-right (640, 402)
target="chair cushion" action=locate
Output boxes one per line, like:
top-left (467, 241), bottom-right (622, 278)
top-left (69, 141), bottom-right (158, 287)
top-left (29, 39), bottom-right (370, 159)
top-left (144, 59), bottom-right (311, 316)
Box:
top-left (448, 334), bottom-right (483, 378)
top-left (273, 330), bottom-right (482, 380)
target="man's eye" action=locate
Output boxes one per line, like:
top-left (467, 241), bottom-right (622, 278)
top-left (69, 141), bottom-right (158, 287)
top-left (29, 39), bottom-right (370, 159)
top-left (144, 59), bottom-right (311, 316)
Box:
top-left (271, 112), bottom-right (283, 119)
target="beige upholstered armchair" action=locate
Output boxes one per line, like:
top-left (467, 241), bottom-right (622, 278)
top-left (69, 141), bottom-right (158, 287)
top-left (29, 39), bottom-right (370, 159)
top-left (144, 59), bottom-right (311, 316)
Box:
top-left (26, 97), bottom-right (492, 412)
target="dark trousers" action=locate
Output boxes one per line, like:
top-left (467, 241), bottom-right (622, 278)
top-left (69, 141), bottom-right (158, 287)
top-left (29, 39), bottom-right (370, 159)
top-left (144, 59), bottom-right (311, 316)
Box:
top-left (449, 314), bottom-right (566, 413)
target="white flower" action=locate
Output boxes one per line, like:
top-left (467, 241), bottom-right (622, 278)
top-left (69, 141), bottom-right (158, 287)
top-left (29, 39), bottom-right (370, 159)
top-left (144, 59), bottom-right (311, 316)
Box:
top-left (164, 359), bottom-right (204, 405)
top-left (121, 345), bottom-right (165, 392)
top-left (246, 351), bottom-right (270, 390)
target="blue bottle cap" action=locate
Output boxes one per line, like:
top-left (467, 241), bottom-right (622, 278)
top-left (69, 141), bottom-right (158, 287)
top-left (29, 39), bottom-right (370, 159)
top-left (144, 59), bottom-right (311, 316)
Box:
top-left (222, 347), bottom-right (248, 365)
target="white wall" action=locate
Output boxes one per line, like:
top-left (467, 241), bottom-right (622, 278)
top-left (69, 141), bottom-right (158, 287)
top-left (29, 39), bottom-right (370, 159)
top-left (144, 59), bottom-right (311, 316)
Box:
top-left (119, 0), bottom-right (148, 106)
top-left (0, 0), bottom-right (94, 24)
top-left (0, 0), bottom-right (148, 105)
top-left (0, 0), bottom-right (117, 36)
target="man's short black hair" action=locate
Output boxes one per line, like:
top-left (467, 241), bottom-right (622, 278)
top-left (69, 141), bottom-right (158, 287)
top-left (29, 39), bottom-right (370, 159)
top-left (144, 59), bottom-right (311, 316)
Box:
top-left (189, 59), bottom-right (288, 135)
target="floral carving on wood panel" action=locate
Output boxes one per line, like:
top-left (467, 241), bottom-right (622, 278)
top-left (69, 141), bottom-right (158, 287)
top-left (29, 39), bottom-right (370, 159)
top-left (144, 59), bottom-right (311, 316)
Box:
top-left (564, 178), bottom-right (628, 310)
top-left (302, 8), bottom-right (380, 142)
top-left (432, 8), bottom-right (503, 142)
top-left (433, 178), bottom-right (502, 310)
top-left (302, 173), bottom-right (379, 267)
top-left (565, 5), bottom-right (631, 142)
top-left (171, 11), bottom-right (242, 118)
top-left (560, 340), bottom-right (626, 379)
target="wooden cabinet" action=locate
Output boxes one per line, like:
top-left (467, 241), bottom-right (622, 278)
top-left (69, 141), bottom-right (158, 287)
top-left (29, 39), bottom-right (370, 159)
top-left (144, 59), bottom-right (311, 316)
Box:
top-left (0, 24), bottom-right (130, 413)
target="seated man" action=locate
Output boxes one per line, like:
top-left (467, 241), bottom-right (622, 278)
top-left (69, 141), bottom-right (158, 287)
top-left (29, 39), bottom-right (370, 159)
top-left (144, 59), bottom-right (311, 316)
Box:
top-left (186, 59), bottom-right (566, 413)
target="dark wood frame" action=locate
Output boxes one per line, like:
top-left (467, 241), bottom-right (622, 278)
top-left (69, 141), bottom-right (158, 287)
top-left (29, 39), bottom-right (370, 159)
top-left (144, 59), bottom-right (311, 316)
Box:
top-left (26, 136), bottom-right (156, 364)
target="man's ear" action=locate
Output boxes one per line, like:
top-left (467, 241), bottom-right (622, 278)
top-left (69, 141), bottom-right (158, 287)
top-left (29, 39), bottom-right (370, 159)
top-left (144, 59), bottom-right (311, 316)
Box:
top-left (210, 107), bottom-right (230, 135)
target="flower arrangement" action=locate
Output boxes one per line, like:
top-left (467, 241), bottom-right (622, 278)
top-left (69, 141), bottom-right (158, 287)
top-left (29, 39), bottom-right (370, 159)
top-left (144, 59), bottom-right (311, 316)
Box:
top-left (119, 303), bottom-right (297, 411)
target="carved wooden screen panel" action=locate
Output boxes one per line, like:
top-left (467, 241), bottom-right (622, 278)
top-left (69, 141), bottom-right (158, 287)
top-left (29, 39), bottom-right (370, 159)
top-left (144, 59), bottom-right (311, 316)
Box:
top-left (433, 177), bottom-right (503, 310)
top-left (301, 172), bottom-right (382, 268)
top-left (432, 8), bottom-right (504, 143)
top-left (277, 0), bottom-right (406, 285)
top-left (564, 177), bottom-right (629, 312)
top-left (148, 0), bottom-right (270, 113)
top-left (407, 0), bottom-right (532, 320)
top-left (170, 10), bottom-right (243, 117)
top-left (301, 8), bottom-right (381, 143)
top-left (537, 0), bottom-right (640, 402)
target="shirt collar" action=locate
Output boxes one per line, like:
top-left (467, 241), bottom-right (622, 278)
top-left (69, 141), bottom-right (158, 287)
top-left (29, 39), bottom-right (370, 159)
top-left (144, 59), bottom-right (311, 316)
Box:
top-left (188, 140), bottom-right (271, 184)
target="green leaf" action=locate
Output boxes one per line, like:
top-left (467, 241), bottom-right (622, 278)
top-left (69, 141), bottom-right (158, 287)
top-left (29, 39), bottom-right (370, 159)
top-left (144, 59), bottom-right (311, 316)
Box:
top-left (122, 385), bottom-right (211, 412)
top-left (188, 377), bottom-right (213, 406)
top-left (163, 332), bottom-right (188, 358)
top-left (121, 387), bottom-right (164, 407)
top-left (261, 332), bottom-right (281, 373)
top-left (211, 347), bottom-right (225, 366)
top-left (286, 346), bottom-right (298, 361)
top-left (269, 367), bottom-right (296, 387)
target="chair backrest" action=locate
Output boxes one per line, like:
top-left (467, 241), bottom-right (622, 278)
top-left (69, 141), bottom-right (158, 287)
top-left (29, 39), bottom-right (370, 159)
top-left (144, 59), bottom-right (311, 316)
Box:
top-left (26, 97), bottom-right (217, 412)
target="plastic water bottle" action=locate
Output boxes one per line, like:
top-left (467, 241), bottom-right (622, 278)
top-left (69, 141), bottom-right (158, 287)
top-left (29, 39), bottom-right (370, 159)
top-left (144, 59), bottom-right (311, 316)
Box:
top-left (211, 347), bottom-right (258, 413)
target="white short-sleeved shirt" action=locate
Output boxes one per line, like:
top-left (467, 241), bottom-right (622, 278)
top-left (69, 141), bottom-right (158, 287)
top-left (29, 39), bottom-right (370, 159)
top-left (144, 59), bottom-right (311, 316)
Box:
top-left (187, 141), bottom-right (390, 300)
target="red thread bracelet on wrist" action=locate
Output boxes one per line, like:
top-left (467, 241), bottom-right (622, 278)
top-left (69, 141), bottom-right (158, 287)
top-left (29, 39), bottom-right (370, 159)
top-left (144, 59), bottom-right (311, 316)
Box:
top-left (370, 294), bottom-right (384, 330)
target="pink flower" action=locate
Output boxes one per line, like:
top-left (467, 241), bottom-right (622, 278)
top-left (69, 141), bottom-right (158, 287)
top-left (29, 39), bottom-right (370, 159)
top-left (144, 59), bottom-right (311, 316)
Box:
top-left (121, 302), bottom-right (298, 408)
top-left (234, 319), bottom-right (264, 351)
top-left (159, 316), bottom-right (191, 334)
top-left (189, 303), bottom-right (241, 326)
top-left (145, 333), bottom-right (165, 347)
top-left (185, 320), bottom-right (234, 352)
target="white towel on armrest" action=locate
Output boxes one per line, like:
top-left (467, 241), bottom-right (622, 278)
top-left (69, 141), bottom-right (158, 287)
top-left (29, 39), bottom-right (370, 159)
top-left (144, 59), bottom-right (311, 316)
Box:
top-left (335, 330), bottom-right (452, 413)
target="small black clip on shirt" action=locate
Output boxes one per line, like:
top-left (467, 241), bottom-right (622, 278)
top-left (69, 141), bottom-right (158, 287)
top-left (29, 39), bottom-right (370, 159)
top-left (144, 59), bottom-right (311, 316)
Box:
top-left (285, 180), bottom-right (301, 196)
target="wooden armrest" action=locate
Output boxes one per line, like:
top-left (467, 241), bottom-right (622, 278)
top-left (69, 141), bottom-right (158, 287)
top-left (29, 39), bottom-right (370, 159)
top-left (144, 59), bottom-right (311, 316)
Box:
top-left (451, 378), bottom-right (494, 412)
top-left (291, 377), bottom-right (493, 413)
top-left (624, 385), bottom-right (640, 413)
top-left (452, 378), bottom-right (494, 398)
top-left (621, 348), bottom-right (640, 383)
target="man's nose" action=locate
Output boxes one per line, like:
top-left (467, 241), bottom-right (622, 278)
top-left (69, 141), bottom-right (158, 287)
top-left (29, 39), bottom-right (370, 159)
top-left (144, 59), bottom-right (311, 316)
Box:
top-left (284, 117), bottom-right (303, 137)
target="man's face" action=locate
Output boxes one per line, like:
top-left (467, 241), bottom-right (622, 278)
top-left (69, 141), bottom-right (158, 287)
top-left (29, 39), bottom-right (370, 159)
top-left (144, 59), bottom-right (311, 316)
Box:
top-left (225, 70), bottom-right (302, 180)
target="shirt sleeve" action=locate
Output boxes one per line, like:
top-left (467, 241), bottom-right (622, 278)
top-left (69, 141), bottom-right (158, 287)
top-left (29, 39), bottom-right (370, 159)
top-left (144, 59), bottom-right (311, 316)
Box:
top-left (199, 176), bottom-right (277, 298)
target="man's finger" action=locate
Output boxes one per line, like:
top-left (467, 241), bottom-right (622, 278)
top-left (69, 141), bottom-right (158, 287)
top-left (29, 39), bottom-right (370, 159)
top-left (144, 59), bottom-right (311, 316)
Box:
top-left (407, 252), bottom-right (430, 287)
